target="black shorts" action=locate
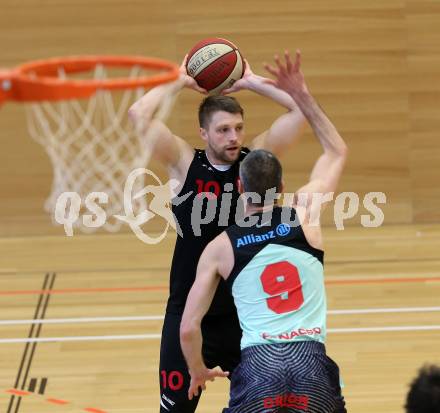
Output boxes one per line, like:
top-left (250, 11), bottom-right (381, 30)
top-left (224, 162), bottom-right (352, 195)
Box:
top-left (223, 341), bottom-right (347, 413)
top-left (159, 311), bottom-right (242, 413)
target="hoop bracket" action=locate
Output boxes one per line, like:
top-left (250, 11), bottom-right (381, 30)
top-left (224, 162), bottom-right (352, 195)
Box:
top-left (0, 69), bottom-right (17, 104)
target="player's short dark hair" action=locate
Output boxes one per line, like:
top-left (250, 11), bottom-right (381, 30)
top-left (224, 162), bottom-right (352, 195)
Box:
top-left (198, 95), bottom-right (244, 128)
top-left (239, 149), bottom-right (282, 206)
top-left (405, 364), bottom-right (440, 413)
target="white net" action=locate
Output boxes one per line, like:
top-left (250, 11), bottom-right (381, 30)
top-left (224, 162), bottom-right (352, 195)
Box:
top-left (25, 64), bottom-right (180, 232)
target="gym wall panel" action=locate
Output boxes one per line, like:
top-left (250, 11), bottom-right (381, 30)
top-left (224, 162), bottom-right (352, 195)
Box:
top-left (0, 0), bottom-right (438, 236)
top-left (408, 0), bottom-right (440, 222)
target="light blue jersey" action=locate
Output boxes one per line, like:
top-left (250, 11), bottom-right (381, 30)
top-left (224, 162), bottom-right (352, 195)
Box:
top-left (225, 207), bottom-right (326, 349)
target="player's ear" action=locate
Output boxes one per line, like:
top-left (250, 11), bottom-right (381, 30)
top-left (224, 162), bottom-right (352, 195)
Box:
top-left (200, 127), bottom-right (208, 142)
top-left (237, 178), bottom-right (244, 194)
top-left (279, 179), bottom-right (285, 195)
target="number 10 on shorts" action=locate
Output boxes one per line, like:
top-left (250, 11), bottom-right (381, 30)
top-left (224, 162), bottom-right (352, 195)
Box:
top-left (160, 370), bottom-right (184, 391)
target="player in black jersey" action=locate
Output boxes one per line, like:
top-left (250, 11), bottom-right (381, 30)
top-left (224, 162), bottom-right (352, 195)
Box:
top-left (180, 51), bottom-right (348, 412)
top-left (129, 54), bottom-right (306, 412)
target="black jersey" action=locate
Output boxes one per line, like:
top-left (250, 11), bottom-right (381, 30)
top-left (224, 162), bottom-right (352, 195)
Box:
top-left (166, 147), bottom-right (250, 315)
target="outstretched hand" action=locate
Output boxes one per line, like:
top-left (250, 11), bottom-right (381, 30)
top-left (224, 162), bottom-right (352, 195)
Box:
top-left (263, 50), bottom-right (309, 96)
top-left (188, 366), bottom-right (229, 400)
top-left (179, 54), bottom-right (208, 94)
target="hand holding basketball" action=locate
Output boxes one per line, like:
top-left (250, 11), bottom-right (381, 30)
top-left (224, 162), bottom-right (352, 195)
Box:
top-left (220, 59), bottom-right (253, 94)
top-left (264, 50), bottom-right (309, 97)
top-left (179, 55), bottom-right (208, 94)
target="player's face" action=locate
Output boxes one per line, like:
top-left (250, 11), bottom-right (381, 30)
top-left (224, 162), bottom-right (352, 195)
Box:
top-left (201, 111), bottom-right (244, 164)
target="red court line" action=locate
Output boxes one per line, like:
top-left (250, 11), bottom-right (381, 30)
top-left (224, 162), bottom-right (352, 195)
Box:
top-left (0, 277), bottom-right (438, 296)
top-left (4, 389), bottom-right (107, 411)
top-left (326, 277), bottom-right (440, 285)
top-left (46, 397), bottom-right (70, 405)
top-left (6, 389), bottom-right (30, 396)
top-left (0, 285), bottom-right (168, 296)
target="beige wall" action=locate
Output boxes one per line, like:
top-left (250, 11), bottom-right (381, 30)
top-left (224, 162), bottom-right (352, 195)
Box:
top-left (1, 0), bottom-right (439, 236)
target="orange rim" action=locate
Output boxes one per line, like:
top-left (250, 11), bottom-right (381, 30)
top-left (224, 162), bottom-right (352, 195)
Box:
top-left (0, 55), bottom-right (180, 102)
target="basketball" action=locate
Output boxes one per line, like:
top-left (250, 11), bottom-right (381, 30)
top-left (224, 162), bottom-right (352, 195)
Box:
top-left (186, 37), bottom-right (244, 95)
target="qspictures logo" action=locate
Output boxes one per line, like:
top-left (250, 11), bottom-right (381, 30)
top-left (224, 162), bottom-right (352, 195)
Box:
top-left (54, 168), bottom-right (387, 244)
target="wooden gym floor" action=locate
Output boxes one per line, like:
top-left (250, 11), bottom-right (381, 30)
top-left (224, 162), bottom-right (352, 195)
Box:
top-left (0, 223), bottom-right (439, 413)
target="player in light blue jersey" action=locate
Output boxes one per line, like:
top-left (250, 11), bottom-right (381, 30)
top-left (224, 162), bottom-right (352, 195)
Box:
top-left (180, 50), bottom-right (348, 413)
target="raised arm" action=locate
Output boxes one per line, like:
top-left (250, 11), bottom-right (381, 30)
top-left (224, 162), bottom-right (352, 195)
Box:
top-left (222, 60), bottom-right (306, 156)
top-left (265, 51), bottom-right (348, 208)
top-left (180, 234), bottom-right (232, 400)
top-left (128, 56), bottom-right (205, 178)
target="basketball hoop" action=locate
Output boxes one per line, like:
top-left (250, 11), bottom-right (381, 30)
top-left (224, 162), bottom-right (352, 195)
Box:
top-left (0, 56), bottom-right (180, 232)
